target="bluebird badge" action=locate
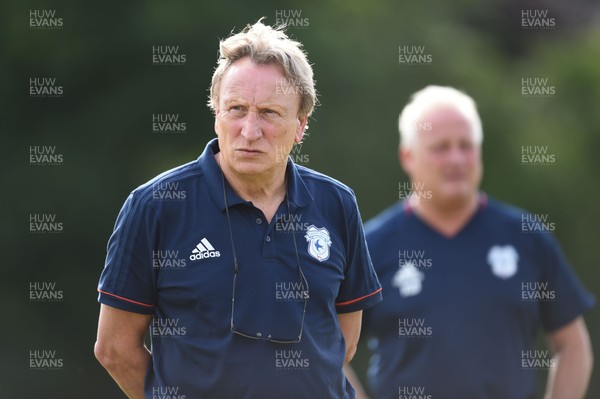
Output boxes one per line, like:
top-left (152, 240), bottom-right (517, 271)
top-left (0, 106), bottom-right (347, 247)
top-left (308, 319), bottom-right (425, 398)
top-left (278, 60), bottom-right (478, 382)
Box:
top-left (304, 225), bottom-right (332, 262)
top-left (487, 245), bottom-right (519, 279)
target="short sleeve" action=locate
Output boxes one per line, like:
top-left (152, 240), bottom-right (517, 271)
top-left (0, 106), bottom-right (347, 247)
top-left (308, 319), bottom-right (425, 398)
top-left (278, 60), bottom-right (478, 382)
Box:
top-left (538, 233), bottom-right (595, 332)
top-left (335, 197), bottom-right (382, 313)
top-left (97, 191), bottom-right (158, 314)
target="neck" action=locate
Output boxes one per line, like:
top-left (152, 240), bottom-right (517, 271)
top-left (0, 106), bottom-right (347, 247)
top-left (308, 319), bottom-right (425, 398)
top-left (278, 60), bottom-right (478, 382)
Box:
top-left (216, 153), bottom-right (287, 222)
top-left (409, 192), bottom-right (480, 237)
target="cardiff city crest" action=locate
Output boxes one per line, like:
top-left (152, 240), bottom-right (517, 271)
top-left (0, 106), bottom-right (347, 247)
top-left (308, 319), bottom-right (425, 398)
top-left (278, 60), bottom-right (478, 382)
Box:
top-left (392, 261), bottom-right (424, 297)
top-left (304, 225), bottom-right (332, 262)
top-left (487, 245), bottom-right (519, 279)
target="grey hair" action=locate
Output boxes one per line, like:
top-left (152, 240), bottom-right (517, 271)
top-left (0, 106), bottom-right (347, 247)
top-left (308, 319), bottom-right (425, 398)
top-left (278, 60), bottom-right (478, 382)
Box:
top-left (208, 19), bottom-right (317, 121)
top-left (398, 85), bottom-right (483, 149)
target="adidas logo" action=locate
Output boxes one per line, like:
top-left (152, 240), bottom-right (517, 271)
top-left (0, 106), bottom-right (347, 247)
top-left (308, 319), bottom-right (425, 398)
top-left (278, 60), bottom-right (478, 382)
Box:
top-left (189, 238), bottom-right (221, 261)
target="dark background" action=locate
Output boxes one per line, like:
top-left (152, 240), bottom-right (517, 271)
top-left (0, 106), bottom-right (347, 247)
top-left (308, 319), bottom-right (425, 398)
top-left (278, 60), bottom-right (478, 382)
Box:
top-left (3, 0), bottom-right (599, 397)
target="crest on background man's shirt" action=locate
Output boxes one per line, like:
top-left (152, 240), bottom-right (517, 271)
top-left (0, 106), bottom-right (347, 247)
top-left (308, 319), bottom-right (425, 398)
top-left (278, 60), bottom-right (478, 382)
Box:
top-left (304, 225), bottom-right (332, 262)
top-left (392, 261), bottom-right (424, 297)
top-left (487, 245), bottom-right (519, 279)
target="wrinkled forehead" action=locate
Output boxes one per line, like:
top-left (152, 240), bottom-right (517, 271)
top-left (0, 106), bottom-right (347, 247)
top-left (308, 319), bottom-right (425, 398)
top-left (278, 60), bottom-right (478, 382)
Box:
top-left (220, 58), bottom-right (283, 92)
top-left (218, 57), bottom-right (300, 108)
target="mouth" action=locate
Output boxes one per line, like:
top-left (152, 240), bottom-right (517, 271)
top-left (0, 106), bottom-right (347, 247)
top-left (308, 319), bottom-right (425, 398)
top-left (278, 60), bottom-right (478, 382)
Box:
top-left (236, 148), bottom-right (264, 155)
top-left (443, 173), bottom-right (467, 182)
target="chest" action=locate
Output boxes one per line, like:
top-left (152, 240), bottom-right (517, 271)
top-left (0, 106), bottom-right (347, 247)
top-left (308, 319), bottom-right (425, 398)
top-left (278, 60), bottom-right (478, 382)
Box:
top-left (151, 202), bottom-right (349, 315)
top-left (370, 236), bottom-right (545, 335)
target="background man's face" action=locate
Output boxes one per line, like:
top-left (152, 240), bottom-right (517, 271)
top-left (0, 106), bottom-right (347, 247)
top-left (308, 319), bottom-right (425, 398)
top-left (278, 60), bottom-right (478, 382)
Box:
top-left (402, 105), bottom-right (482, 207)
top-left (214, 57), bottom-right (306, 177)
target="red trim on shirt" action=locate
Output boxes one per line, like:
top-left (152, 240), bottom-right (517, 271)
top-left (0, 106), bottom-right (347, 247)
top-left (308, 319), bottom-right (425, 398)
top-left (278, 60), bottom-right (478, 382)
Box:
top-left (479, 192), bottom-right (488, 209)
top-left (336, 288), bottom-right (382, 307)
top-left (98, 289), bottom-right (155, 308)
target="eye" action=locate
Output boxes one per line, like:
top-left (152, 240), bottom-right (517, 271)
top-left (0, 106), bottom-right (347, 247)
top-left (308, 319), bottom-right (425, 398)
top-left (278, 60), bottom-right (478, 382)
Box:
top-left (262, 109), bottom-right (279, 116)
top-left (431, 142), bottom-right (448, 152)
top-left (227, 105), bottom-right (246, 115)
top-left (460, 141), bottom-right (474, 151)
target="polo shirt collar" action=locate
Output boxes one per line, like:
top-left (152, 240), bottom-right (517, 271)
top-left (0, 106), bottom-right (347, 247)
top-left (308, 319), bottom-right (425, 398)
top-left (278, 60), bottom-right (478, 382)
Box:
top-left (285, 154), bottom-right (313, 210)
top-left (198, 138), bottom-right (313, 211)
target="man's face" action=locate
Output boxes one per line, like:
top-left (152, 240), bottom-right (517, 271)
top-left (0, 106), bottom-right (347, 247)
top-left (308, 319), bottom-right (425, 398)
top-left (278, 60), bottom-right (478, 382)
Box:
top-left (401, 105), bottom-right (482, 207)
top-left (214, 57), bottom-right (306, 177)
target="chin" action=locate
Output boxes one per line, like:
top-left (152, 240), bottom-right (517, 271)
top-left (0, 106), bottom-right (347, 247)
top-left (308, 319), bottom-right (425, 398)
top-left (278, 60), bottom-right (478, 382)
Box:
top-left (232, 162), bottom-right (270, 176)
top-left (441, 188), bottom-right (477, 205)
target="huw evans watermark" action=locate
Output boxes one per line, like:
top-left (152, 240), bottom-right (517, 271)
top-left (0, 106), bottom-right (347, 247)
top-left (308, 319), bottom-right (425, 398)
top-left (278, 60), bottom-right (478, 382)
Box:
top-left (152, 182), bottom-right (187, 201)
top-left (29, 10), bottom-right (63, 29)
top-left (151, 318), bottom-right (187, 338)
top-left (276, 143), bottom-right (309, 165)
top-left (521, 9), bottom-right (556, 30)
top-left (521, 213), bottom-right (555, 233)
top-left (521, 281), bottom-right (555, 302)
top-left (29, 214), bottom-right (63, 234)
top-left (521, 77), bottom-right (555, 98)
top-left (29, 350), bottom-right (63, 370)
top-left (398, 45), bottom-right (432, 66)
top-left (275, 350), bottom-right (310, 370)
top-left (521, 350), bottom-right (556, 369)
top-left (152, 45), bottom-right (187, 66)
top-left (398, 386), bottom-right (432, 399)
top-left (152, 114), bottom-right (187, 134)
top-left (152, 386), bottom-right (187, 399)
top-left (275, 10), bottom-right (309, 29)
top-left (29, 281), bottom-right (63, 302)
top-left (29, 146), bottom-right (63, 166)
top-left (399, 250), bottom-right (432, 269)
top-left (521, 145), bottom-right (555, 165)
top-left (152, 250), bottom-right (187, 269)
top-left (275, 281), bottom-right (309, 302)
top-left (29, 77), bottom-right (63, 97)
top-left (399, 182), bottom-right (432, 201)
top-left (398, 318), bottom-right (432, 338)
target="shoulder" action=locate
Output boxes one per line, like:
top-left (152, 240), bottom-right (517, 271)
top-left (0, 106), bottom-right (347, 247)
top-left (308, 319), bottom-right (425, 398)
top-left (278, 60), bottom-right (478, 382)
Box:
top-left (296, 164), bottom-right (357, 203)
top-left (483, 196), bottom-right (561, 250)
top-left (483, 197), bottom-right (526, 222)
top-left (128, 159), bottom-right (204, 207)
top-left (363, 202), bottom-right (406, 258)
top-left (364, 201), bottom-right (405, 238)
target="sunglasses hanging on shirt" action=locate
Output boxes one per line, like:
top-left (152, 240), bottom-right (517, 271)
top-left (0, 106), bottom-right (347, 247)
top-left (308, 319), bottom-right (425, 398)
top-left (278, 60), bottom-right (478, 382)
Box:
top-left (221, 170), bottom-right (309, 344)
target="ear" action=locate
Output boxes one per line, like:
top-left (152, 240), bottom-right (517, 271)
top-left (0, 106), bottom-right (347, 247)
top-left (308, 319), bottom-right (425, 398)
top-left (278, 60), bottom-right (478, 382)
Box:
top-left (294, 115), bottom-right (308, 143)
top-left (399, 146), bottom-right (413, 176)
top-left (214, 108), bottom-right (220, 136)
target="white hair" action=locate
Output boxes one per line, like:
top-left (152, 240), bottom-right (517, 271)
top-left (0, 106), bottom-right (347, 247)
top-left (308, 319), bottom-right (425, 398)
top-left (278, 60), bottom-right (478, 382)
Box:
top-left (398, 85), bottom-right (483, 149)
top-left (208, 19), bottom-right (316, 120)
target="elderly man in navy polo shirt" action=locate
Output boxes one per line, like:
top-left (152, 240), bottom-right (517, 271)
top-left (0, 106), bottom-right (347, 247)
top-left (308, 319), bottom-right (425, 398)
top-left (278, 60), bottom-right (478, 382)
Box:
top-left (347, 86), bottom-right (594, 399)
top-left (94, 20), bottom-right (382, 399)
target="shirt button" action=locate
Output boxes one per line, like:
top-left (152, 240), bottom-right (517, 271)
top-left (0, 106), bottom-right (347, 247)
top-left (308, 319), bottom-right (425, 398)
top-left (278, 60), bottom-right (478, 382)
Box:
top-left (266, 236), bottom-right (271, 242)
top-left (256, 218), bottom-right (262, 224)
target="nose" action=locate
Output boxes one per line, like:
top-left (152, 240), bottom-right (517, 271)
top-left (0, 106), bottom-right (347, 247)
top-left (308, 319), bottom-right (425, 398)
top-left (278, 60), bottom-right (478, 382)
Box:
top-left (446, 144), bottom-right (466, 164)
top-left (240, 111), bottom-right (262, 141)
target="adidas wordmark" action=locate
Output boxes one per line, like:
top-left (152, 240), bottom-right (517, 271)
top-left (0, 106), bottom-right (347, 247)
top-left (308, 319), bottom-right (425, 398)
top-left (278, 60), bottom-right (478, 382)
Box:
top-left (190, 238), bottom-right (221, 261)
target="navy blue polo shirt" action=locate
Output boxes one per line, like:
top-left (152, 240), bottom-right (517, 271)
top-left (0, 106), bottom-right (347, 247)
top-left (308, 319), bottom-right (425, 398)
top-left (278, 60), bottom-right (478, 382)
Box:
top-left (98, 138), bottom-right (382, 399)
top-left (362, 195), bottom-right (594, 399)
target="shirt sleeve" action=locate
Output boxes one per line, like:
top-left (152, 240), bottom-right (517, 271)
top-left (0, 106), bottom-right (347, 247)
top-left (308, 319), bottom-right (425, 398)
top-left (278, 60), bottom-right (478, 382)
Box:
top-left (538, 233), bottom-right (595, 332)
top-left (97, 190), bottom-right (158, 315)
top-left (335, 196), bottom-right (382, 313)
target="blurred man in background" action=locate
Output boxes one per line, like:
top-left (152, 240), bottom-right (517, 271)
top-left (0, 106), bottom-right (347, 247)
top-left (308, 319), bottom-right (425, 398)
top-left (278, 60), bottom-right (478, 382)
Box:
top-left (94, 20), bottom-right (381, 398)
top-left (347, 85), bottom-right (594, 399)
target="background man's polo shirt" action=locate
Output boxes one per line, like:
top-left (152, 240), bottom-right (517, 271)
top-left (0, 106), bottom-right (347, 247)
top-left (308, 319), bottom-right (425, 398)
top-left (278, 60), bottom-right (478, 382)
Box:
top-left (363, 197), bottom-right (594, 399)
